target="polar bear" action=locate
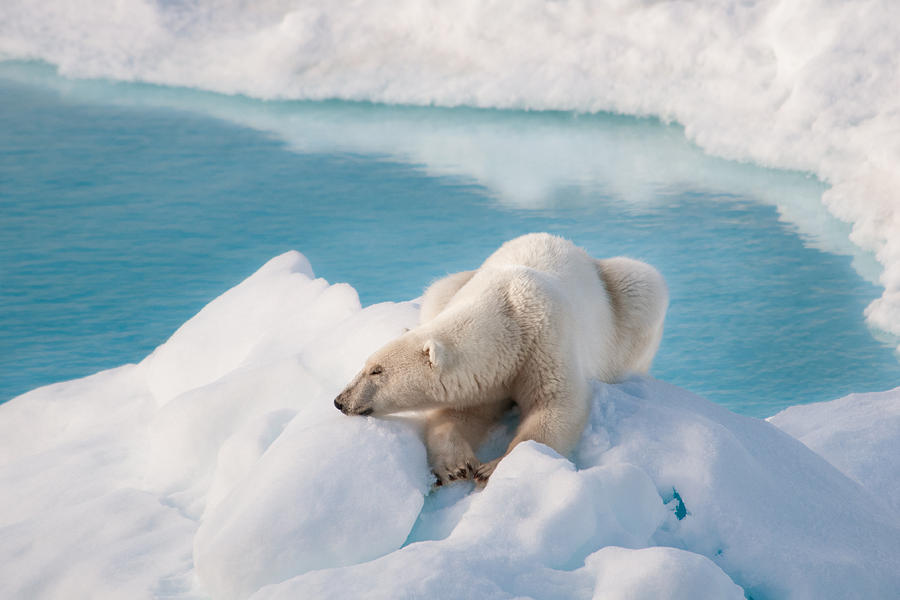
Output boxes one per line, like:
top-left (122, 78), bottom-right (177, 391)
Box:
top-left (334, 233), bottom-right (667, 485)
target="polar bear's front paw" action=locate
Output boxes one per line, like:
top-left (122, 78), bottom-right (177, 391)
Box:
top-left (474, 458), bottom-right (501, 485)
top-left (432, 460), bottom-right (478, 487)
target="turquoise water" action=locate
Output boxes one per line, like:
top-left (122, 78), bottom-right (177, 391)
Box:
top-left (1, 63), bottom-right (898, 415)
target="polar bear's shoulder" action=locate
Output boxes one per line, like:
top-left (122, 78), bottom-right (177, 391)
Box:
top-left (420, 270), bottom-right (477, 324)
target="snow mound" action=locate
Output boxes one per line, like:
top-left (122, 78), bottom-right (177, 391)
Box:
top-left (1, 253), bottom-right (898, 599)
top-left (770, 386), bottom-right (900, 514)
top-left (253, 443), bottom-right (742, 600)
top-left (195, 413), bottom-right (429, 600)
top-left (581, 379), bottom-right (900, 599)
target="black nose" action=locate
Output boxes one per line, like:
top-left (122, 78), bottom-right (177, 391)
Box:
top-left (334, 398), bottom-right (344, 411)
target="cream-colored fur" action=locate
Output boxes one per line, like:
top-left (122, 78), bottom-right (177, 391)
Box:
top-left (334, 233), bottom-right (667, 485)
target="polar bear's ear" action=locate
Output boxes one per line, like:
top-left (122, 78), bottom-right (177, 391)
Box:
top-left (422, 339), bottom-right (445, 369)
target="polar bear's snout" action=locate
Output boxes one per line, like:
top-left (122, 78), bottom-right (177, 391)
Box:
top-left (334, 381), bottom-right (376, 416)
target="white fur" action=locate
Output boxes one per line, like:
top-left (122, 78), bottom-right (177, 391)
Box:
top-left (334, 233), bottom-right (667, 485)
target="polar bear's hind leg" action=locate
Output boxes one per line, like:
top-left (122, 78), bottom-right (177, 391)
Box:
top-left (597, 257), bottom-right (668, 374)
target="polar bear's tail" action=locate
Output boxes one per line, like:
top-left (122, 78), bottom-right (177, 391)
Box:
top-left (595, 257), bottom-right (669, 374)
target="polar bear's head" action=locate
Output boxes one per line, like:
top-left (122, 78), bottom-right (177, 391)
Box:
top-left (334, 332), bottom-right (448, 417)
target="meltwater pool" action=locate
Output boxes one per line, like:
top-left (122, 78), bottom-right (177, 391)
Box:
top-left (1, 63), bottom-right (897, 414)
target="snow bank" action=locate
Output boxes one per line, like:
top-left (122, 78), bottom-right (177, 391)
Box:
top-left (1, 253), bottom-right (899, 599)
top-left (583, 379), bottom-right (900, 599)
top-left (2, 0), bottom-right (899, 345)
top-left (253, 444), bottom-right (743, 600)
top-left (195, 413), bottom-right (428, 600)
top-left (770, 386), bottom-right (900, 514)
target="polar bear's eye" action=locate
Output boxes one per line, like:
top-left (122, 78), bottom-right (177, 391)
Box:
top-left (369, 366), bottom-right (383, 376)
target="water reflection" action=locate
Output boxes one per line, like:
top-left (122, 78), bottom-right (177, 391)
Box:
top-left (0, 60), bottom-right (879, 283)
top-left (2, 61), bottom-right (897, 413)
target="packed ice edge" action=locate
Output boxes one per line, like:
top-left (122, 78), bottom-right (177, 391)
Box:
top-left (2, 0), bottom-right (899, 347)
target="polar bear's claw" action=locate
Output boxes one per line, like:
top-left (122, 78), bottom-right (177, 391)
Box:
top-left (474, 458), bottom-right (501, 485)
top-left (432, 459), bottom-right (480, 487)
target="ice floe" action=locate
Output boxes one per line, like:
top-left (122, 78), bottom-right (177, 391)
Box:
top-left (1, 253), bottom-right (898, 599)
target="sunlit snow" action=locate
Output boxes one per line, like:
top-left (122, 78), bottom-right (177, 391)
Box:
top-left (1, 254), bottom-right (897, 599)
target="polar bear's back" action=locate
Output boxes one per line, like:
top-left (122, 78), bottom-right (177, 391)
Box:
top-left (481, 233), bottom-right (666, 380)
top-left (423, 233), bottom-right (666, 382)
top-left (480, 233), bottom-right (617, 377)
top-left (481, 233), bottom-right (606, 310)
top-left (482, 233), bottom-right (593, 277)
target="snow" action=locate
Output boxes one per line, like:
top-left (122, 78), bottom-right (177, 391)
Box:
top-left (252, 444), bottom-right (743, 600)
top-left (194, 413), bottom-right (429, 600)
top-left (1, 0), bottom-right (899, 347)
top-left (770, 387), bottom-right (900, 514)
top-left (1, 253), bottom-right (899, 599)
